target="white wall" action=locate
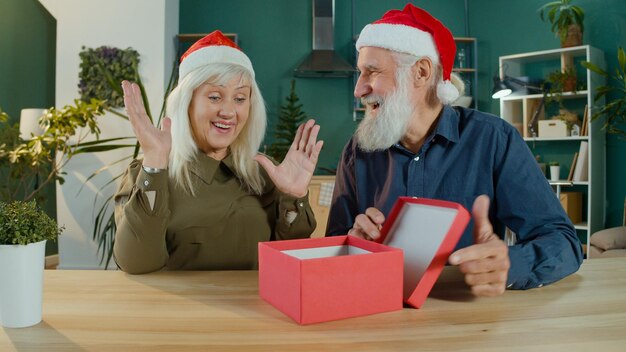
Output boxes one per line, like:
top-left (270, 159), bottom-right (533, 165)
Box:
top-left (39, 0), bottom-right (179, 269)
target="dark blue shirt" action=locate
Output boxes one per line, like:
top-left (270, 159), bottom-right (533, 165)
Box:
top-left (327, 105), bottom-right (583, 290)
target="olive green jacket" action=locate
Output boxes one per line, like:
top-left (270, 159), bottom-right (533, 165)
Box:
top-left (113, 153), bottom-right (316, 274)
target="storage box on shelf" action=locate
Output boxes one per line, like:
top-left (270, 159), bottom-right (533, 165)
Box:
top-left (497, 45), bottom-right (605, 257)
top-left (539, 119), bottom-right (570, 138)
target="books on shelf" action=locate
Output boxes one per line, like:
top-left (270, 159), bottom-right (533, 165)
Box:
top-left (572, 141), bottom-right (589, 182)
top-left (567, 152), bottom-right (579, 181)
top-left (580, 104), bottom-right (589, 136)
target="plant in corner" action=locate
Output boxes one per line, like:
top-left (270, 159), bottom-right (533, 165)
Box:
top-left (582, 47), bottom-right (626, 227)
top-left (0, 99), bottom-right (108, 204)
top-left (0, 200), bottom-right (64, 328)
top-left (581, 47), bottom-right (626, 138)
top-left (538, 0), bottom-right (584, 47)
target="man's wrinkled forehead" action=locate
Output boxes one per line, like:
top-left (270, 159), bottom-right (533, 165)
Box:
top-left (357, 47), bottom-right (397, 71)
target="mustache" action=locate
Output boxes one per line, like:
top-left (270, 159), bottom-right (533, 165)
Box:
top-left (361, 95), bottom-right (383, 106)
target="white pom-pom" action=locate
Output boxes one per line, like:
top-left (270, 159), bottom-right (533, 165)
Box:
top-left (437, 80), bottom-right (460, 105)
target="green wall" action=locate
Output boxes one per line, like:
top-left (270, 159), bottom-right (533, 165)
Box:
top-left (0, 0), bottom-right (55, 121)
top-left (2, 0), bottom-right (625, 228)
top-left (0, 0), bottom-right (57, 254)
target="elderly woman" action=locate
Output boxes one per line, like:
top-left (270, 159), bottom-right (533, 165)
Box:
top-left (114, 31), bottom-right (323, 274)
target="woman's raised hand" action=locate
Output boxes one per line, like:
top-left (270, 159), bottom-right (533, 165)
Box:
top-left (254, 119), bottom-right (324, 198)
top-left (122, 81), bottom-right (171, 169)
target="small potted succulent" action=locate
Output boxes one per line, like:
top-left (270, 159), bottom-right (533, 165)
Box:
top-left (538, 0), bottom-right (585, 47)
top-left (549, 161), bottom-right (561, 181)
top-left (0, 200), bottom-right (63, 328)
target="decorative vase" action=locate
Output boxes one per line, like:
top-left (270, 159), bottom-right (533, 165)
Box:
top-left (561, 24), bottom-right (582, 48)
top-left (0, 240), bottom-right (46, 328)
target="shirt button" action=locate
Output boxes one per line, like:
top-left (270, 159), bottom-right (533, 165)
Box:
top-left (414, 156), bottom-right (420, 161)
top-left (144, 180), bottom-right (150, 186)
top-left (298, 202), bottom-right (304, 207)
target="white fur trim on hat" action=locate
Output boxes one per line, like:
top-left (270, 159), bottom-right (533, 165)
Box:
top-left (179, 45), bottom-right (255, 81)
top-left (356, 23), bottom-right (439, 63)
top-left (437, 80), bottom-right (459, 104)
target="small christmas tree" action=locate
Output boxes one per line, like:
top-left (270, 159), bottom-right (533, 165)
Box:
top-left (267, 80), bottom-right (308, 162)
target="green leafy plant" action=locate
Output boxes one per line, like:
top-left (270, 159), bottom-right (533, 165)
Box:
top-left (79, 46), bottom-right (140, 108)
top-left (0, 109), bottom-right (31, 202)
top-left (267, 80), bottom-right (308, 162)
top-left (543, 67), bottom-right (579, 107)
top-left (581, 47), bottom-right (626, 138)
top-left (0, 99), bottom-right (112, 203)
top-left (538, 0), bottom-right (584, 43)
top-left (0, 200), bottom-right (64, 245)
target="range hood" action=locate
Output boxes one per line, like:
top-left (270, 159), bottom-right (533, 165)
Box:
top-left (294, 0), bottom-right (355, 78)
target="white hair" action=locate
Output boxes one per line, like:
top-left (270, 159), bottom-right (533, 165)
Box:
top-left (166, 63), bottom-right (267, 195)
top-left (390, 51), bottom-right (465, 106)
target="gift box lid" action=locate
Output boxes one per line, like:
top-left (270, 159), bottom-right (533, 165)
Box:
top-left (377, 197), bottom-right (470, 308)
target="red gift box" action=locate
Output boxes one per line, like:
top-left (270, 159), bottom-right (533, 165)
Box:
top-left (258, 235), bottom-right (403, 325)
top-left (259, 197), bottom-right (470, 324)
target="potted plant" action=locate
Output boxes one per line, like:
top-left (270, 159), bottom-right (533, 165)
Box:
top-left (538, 0), bottom-right (585, 47)
top-left (549, 161), bottom-right (561, 181)
top-left (581, 47), bottom-right (626, 138)
top-left (583, 47), bottom-right (626, 218)
top-left (0, 200), bottom-right (64, 328)
top-left (543, 67), bottom-right (580, 107)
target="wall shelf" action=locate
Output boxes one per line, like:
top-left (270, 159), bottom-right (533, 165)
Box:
top-left (498, 45), bottom-right (606, 257)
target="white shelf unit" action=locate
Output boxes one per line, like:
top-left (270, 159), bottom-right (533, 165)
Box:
top-left (498, 45), bottom-right (606, 257)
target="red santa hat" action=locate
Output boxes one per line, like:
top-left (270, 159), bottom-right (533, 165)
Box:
top-left (179, 30), bottom-right (254, 81)
top-left (356, 4), bottom-right (459, 104)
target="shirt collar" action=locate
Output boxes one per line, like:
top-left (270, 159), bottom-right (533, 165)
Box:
top-left (391, 105), bottom-right (461, 154)
top-left (432, 105), bottom-right (461, 144)
top-left (189, 150), bottom-right (236, 184)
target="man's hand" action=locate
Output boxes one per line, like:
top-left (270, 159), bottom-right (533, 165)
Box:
top-left (348, 207), bottom-right (385, 241)
top-left (449, 195), bottom-right (510, 297)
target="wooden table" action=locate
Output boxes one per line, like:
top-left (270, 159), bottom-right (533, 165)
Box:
top-left (2, 258), bottom-right (626, 351)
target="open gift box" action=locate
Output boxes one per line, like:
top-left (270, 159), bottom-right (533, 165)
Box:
top-left (259, 197), bottom-right (470, 324)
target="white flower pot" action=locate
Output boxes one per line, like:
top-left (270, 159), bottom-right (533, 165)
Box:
top-left (0, 240), bottom-right (46, 328)
top-left (550, 165), bottom-right (561, 181)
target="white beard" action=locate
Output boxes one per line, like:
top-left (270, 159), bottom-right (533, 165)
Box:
top-left (355, 75), bottom-right (414, 152)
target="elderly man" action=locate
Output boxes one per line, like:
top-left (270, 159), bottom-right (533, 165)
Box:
top-left (327, 4), bottom-right (582, 296)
